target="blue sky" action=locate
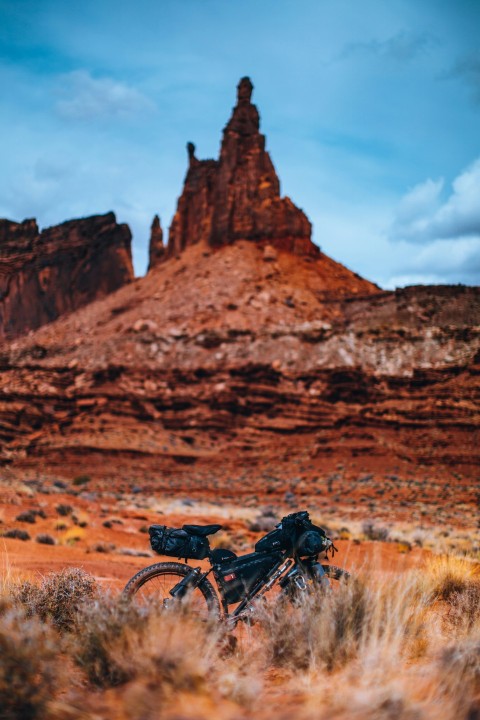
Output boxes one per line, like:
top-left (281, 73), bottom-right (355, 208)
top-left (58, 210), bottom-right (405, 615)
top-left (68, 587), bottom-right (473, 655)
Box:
top-left (1, 0), bottom-right (479, 287)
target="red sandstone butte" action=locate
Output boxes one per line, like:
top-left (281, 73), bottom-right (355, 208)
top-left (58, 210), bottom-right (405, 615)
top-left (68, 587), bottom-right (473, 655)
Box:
top-left (0, 212), bottom-right (134, 341)
top-left (162, 77), bottom-right (317, 262)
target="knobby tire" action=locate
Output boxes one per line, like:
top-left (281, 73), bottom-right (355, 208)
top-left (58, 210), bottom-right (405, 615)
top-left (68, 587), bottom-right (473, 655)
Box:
top-left (123, 561), bottom-right (221, 619)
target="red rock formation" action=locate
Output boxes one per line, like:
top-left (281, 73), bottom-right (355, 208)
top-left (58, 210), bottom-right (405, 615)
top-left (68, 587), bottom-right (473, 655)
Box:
top-left (163, 77), bottom-right (317, 260)
top-left (167, 143), bottom-right (219, 257)
top-left (148, 214), bottom-right (164, 270)
top-left (0, 212), bottom-right (133, 341)
top-left (1, 78), bottom-right (477, 528)
top-left (0, 237), bottom-right (478, 524)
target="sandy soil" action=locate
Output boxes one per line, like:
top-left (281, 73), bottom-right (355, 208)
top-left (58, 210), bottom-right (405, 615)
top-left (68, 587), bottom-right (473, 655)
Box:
top-left (1, 475), bottom-right (432, 592)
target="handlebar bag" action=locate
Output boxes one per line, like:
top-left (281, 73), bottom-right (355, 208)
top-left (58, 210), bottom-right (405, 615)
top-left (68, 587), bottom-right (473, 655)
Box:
top-left (295, 530), bottom-right (327, 557)
top-left (255, 512), bottom-right (327, 555)
top-left (149, 525), bottom-right (209, 560)
top-left (254, 511), bottom-right (311, 552)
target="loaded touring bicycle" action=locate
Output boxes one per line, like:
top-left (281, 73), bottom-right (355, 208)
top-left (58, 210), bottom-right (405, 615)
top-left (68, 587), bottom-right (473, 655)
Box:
top-left (124, 510), bottom-right (350, 626)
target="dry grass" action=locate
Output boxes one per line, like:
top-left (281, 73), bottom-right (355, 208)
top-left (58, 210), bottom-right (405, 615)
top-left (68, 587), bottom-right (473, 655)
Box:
top-left (257, 576), bottom-right (369, 671)
top-left (0, 556), bottom-right (478, 719)
top-left (14, 567), bottom-right (97, 631)
top-left (71, 595), bottom-right (220, 689)
top-left (419, 554), bottom-right (480, 602)
top-left (0, 601), bottom-right (64, 720)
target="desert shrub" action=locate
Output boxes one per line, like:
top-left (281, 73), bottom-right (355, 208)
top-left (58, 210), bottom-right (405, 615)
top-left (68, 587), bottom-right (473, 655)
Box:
top-left (420, 555), bottom-right (480, 604)
top-left (299, 683), bottom-right (427, 720)
top-left (362, 521), bottom-right (389, 542)
top-left (71, 514), bottom-right (88, 528)
top-left (89, 542), bottom-right (115, 553)
top-left (71, 596), bottom-right (221, 691)
top-left (442, 582), bottom-right (480, 633)
top-left (295, 638), bottom-right (480, 720)
top-left (56, 503), bottom-right (73, 516)
top-left (73, 475), bottom-right (91, 486)
top-left (0, 604), bottom-right (62, 719)
top-left (440, 638), bottom-right (480, 694)
top-left (259, 568), bottom-right (438, 675)
top-left (248, 508), bottom-right (278, 533)
top-left (15, 511), bottom-right (37, 524)
top-left (71, 598), bottom-right (140, 687)
top-left (36, 534), bottom-right (56, 545)
top-left (116, 548), bottom-right (151, 557)
top-left (15, 568), bottom-right (96, 632)
top-left (2, 528), bottom-right (30, 541)
top-left (259, 576), bottom-right (369, 671)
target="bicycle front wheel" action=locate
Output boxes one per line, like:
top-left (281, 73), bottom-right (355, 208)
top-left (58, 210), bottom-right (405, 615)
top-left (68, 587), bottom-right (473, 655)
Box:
top-left (123, 562), bottom-right (221, 620)
top-left (321, 564), bottom-right (351, 586)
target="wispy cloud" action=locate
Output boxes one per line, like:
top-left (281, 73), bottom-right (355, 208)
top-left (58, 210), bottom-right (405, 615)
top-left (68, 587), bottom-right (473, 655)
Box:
top-left (55, 70), bottom-right (155, 121)
top-left (386, 157), bottom-right (480, 286)
top-left (339, 30), bottom-right (438, 63)
top-left (388, 236), bottom-right (480, 287)
top-left (390, 158), bottom-right (480, 243)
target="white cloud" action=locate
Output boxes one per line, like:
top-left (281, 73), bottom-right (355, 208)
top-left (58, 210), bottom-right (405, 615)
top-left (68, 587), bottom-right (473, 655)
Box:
top-left (392, 177), bottom-right (444, 238)
top-left (55, 70), bottom-right (155, 121)
top-left (390, 158), bottom-right (480, 243)
top-left (386, 234), bottom-right (480, 288)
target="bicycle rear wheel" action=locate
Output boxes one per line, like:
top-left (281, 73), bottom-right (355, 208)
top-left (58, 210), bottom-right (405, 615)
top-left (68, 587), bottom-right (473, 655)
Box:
top-left (123, 562), bottom-right (221, 620)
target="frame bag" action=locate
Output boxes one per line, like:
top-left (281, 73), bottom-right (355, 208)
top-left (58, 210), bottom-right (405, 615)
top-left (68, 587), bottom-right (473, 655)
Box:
top-left (216, 551), bottom-right (283, 604)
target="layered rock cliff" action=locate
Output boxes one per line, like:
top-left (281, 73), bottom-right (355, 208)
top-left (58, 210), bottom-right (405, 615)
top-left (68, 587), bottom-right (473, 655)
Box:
top-left (0, 240), bottom-right (478, 496)
top-left (0, 212), bottom-right (134, 341)
top-left (162, 77), bottom-right (317, 262)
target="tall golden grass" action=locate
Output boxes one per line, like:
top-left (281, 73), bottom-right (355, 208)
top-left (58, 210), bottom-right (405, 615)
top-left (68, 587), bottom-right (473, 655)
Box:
top-left (0, 555), bottom-right (478, 719)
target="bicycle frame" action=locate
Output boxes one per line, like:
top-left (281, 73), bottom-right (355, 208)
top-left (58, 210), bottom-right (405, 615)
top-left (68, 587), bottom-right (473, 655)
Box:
top-left (174, 549), bottom-right (328, 627)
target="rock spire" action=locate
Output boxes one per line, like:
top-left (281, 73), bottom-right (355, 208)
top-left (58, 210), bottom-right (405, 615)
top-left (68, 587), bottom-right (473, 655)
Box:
top-left (152, 77), bottom-right (318, 264)
top-left (148, 214), bottom-right (164, 270)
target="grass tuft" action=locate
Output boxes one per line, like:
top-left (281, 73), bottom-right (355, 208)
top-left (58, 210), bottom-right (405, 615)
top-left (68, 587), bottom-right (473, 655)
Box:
top-left (14, 567), bottom-right (97, 631)
top-left (0, 603), bottom-right (63, 720)
top-left (70, 594), bottom-right (223, 693)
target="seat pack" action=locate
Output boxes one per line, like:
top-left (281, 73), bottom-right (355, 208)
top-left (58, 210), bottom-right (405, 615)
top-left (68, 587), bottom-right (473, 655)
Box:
top-left (149, 524), bottom-right (210, 560)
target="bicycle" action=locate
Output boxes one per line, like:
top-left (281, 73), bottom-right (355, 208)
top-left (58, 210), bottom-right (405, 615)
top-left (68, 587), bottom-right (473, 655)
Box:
top-left (123, 510), bottom-right (350, 627)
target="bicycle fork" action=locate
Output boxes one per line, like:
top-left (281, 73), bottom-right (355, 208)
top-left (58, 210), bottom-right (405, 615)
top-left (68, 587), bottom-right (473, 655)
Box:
top-left (168, 566), bottom-right (213, 601)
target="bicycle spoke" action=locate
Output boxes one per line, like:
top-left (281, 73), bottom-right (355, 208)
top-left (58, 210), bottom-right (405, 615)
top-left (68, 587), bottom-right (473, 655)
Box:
top-left (132, 571), bottom-right (212, 618)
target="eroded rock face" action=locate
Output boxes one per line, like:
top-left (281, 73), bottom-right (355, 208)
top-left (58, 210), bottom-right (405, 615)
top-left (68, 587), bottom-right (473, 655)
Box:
top-left (163, 77), bottom-right (317, 260)
top-left (0, 236), bottom-right (478, 526)
top-left (0, 212), bottom-right (133, 341)
top-left (1, 238), bottom-right (478, 480)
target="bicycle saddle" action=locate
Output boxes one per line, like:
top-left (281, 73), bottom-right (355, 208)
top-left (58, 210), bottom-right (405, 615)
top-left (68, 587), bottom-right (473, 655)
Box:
top-left (182, 523), bottom-right (223, 537)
